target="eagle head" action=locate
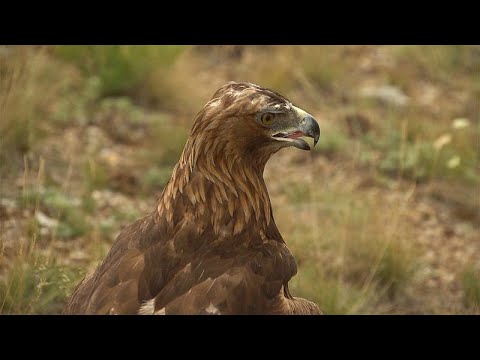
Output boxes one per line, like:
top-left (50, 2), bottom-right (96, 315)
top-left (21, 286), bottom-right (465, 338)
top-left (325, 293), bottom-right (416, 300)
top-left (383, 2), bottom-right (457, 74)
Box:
top-left (188, 82), bottom-right (320, 168)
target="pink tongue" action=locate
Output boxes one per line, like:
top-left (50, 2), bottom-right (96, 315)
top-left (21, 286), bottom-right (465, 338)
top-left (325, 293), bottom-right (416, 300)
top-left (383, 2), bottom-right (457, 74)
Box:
top-left (288, 131), bottom-right (305, 139)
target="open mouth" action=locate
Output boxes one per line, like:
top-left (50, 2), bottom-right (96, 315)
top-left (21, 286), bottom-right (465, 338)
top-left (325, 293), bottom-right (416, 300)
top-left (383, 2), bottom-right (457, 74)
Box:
top-left (273, 131), bottom-right (305, 140)
top-left (272, 131), bottom-right (311, 150)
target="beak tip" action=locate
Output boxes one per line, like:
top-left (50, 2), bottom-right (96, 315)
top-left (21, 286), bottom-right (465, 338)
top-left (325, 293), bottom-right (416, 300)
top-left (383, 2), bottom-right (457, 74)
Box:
top-left (303, 115), bottom-right (320, 150)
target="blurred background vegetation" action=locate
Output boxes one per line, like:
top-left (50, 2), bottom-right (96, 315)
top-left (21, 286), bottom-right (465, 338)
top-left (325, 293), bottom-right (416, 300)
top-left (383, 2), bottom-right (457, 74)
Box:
top-left (0, 45), bottom-right (479, 314)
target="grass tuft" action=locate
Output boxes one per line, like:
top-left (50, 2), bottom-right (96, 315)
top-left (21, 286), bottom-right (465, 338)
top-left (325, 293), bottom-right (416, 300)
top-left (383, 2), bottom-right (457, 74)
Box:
top-left (460, 267), bottom-right (480, 311)
top-left (0, 257), bottom-right (84, 314)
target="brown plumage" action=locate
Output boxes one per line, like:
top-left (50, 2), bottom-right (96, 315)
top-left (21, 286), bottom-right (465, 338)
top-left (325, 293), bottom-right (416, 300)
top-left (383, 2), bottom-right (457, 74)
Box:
top-left (64, 82), bottom-right (321, 315)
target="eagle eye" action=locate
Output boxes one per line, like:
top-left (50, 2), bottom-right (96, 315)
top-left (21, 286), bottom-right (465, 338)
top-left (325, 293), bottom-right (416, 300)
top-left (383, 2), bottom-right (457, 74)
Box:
top-left (260, 112), bottom-right (275, 126)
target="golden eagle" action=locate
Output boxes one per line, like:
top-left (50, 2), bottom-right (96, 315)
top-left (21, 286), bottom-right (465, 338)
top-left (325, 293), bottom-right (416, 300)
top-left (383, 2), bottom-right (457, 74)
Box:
top-left (64, 82), bottom-right (321, 315)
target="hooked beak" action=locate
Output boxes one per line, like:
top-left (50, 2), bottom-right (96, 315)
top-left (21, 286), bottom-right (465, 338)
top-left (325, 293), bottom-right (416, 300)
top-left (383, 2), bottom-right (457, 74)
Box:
top-left (271, 106), bottom-right (320, 151)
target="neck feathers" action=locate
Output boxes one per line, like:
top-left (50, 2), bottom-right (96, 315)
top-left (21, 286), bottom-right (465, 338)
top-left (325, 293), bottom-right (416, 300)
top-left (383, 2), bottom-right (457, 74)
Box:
top-left (156, 135), bottom-right (277, 241)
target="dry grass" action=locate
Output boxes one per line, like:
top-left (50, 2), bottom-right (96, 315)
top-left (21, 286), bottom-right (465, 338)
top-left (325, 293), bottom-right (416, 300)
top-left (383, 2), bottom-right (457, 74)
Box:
top-left (273, 163), bottom-right (417, 314)
top-left (0, 47), bottom-right (81, 160)
top-left (0, 160), bottom-right (86, 314)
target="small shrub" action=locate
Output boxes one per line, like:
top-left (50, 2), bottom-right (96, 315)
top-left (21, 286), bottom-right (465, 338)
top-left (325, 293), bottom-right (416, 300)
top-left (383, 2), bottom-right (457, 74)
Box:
top-left (0, 258), bottom-right (84, 314)
top-left (55, 209), bottom-right (90, 240)
top-left (55, 45), bottom-right (187, 97)
top-left (17, 188), bottom-right (91, 240)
